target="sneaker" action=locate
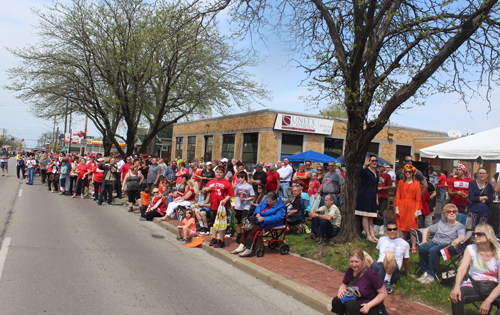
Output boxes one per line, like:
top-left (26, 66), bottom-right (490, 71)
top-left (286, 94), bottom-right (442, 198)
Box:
top-left (238, 249), bottom-right (252, 257)
top-left (417, 273), bottom-right (428, 282)
top-left (378, 226), bottom-right (385, 235)
top-left (314, 237), bottom-right (324, 245)
top-left (419, 277), bottom-right (435, 285)
top-left (213, 240), bottom-right (225, 248)
top-left (384, 281), bottom-right (393, 294)
top-left (201, 228), bottom-right (210, 234)
top-left (180, 239), bottom-right (188, 245)
top-left (231, 243), bottom-right (245, 254)
top-left (196, 226), bottom-right (203, 232)
top-left (176, 237), bottom-right (183, 241)
top-left (128, 207), bottom-right (134, 212)
top-left (305, 233), bottom-right (317, 241)
top-left (209, 239), bottom-right (217, 247)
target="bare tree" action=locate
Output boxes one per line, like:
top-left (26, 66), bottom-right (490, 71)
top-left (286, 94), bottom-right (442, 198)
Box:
top-left (206, 0), bottom-right (500, 240)
top-left (5, 0), bottom-right (270, 156)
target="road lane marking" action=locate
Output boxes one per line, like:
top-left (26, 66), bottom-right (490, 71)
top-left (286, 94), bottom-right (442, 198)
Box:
top-left (18, 189), bottom-right (22, 197)
top-left (0, 238), bottom-right (11, 281)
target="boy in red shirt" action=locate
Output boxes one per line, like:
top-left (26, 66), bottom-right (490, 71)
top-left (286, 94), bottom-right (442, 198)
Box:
top-left (448, 164), bottom-right (471, 214)
top-left (201, 166), bottom-right (234, 248)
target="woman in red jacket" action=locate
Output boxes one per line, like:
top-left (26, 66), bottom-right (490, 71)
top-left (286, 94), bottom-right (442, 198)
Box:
top-left (143, 188), bottom-right (167, 221)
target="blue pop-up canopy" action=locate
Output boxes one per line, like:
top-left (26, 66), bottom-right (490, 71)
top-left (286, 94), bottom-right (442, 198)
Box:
top-left (281, 150), bottom-right (339, 163)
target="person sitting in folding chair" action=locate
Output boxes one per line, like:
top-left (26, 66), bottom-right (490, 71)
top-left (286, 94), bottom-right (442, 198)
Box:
top-left (305, 194), bottom-right (341, 244)
top-left (418, 203), bottom-right (465, 284)
top-left (451, 223), bottom-right (500, 315)
top-left (231, 191), bottom-right (286, 257)
top-left (286, 184), bottom-right (304, 227)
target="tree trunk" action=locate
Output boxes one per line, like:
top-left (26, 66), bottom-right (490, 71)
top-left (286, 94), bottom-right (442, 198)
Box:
top-left (333, 107), bottom-right (368, 243)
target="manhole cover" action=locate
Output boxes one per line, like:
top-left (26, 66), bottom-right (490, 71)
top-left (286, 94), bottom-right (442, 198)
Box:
top-left (151, 234), bottom-right (165, 239)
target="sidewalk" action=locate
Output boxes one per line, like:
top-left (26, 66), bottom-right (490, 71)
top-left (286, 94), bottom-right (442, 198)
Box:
top-left (153, 218), bottom-right (448, 315)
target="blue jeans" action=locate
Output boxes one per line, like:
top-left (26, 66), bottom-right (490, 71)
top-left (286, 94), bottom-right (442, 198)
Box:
top-left (311, 217), bottom-right (338, 238)
top-left (98, 179), bottom-right (114, 205)
top-left (439, 187), bottom-right (445, 201)
top-left (27, 168), bottom-right (34, 184)
top-left (419, 241), bottom-right (456, 276)
top-left (279, 182), bottom-right (290, 200)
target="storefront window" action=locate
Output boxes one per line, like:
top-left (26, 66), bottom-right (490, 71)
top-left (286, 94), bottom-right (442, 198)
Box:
top-left (242, 133), bottom-right (258, 171)
top-left (281, 133), bottom-right (303, 159)
top-left (368, 142), bottom-right (379, 155)
top-left (204, 135), bottom-right (213, 162)
top-left (324, 138), bottom-right (343, 158)
top-left (221, 134), bottom-right (235, 159)
top-left (186, 136), bottom-right (196, 162)
top-left (175, 137), bottom-right (183, 159)
top-left (396, 145), bottom-right (412, 170)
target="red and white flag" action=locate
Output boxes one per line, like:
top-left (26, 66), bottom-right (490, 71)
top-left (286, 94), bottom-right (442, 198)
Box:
top-left (440, 246), bottom-right (451, 261)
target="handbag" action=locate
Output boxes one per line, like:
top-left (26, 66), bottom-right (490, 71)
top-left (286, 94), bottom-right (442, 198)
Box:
top-left (241, 216), bottom-right (256, 231)
top-left (471, 279), bottom-right (498, 296)
top-left (213, 203), bottom-right (228, 231)
top-left (339, 268), bottom-right (366, 305)
top-left (374, 211), bottom-right (384, 226)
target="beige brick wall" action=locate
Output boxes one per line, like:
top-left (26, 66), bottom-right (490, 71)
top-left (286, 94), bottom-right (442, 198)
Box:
top-left (196, 135), bottom-right (203, 161)
top-left (306, 135), bottom-right (323, 152)
top-left (235, 133), bottom-right (242, 160)
top-left (381, 143), bottom-right (393, 164)
top-left (213, 134), bottom-right (222, 161)
top-left (173, 113), bottom-right (277, 135)
top-left (259, 131), bottom-right (279, 162)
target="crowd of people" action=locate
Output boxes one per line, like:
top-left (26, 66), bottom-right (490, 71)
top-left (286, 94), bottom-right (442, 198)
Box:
top-left (8, 149), bottom-right (500, 314)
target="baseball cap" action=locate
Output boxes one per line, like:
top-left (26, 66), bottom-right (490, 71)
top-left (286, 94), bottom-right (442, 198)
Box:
top-left (143, 154), bottom-right (149, 158)
top-left (335, 162), bottom-right (341, 167)
top-left (89, 154), bottom-right (96, 158)
top-left (254, 163), bottom-right (263, 168)
top-left (220, 158), bottom-right (228, 163)
top-left (206, 161), bottom-right (212, 166)
top-left (171, 161), bottom-right (177, 165)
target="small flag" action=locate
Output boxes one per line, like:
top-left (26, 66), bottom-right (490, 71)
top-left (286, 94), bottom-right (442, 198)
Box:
top-left (441, 246), bottom-right (451, 261)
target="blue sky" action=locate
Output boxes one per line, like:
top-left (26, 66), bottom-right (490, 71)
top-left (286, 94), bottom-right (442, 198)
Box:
top-left (1, 0), bottom-right (499, 148)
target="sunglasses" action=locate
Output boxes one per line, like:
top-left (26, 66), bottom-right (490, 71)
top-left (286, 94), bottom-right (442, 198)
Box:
top-left (405, 170), bottom-right (413, 174)
top-left (153, 191), bottom-right (159, 194)
top-left (370, 160), bottom-right (378, 162)
top-left (446, 210), bottom-right (458, 214)
top-left (404, 160), bottom-right (413, 163)
top-left (387, 228), bottom-right (398, 232)
top-left (473, 232), bottom-right (486, 237)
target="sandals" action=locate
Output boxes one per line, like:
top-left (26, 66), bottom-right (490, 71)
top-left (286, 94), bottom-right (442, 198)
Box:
top-left (411, 248), bottom-right (417, 254)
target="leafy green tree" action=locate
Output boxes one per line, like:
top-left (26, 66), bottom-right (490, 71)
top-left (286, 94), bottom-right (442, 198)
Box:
top-left (209, 0), bottom-right (500, 240)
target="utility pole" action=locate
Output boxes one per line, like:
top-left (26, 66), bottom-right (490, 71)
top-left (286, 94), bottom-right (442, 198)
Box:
top-left (52, 117), bottom-right (56, 153)
top-left (64, 100), bottom-right (68, 134)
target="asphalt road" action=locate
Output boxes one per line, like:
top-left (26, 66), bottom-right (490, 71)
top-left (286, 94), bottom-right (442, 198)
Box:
top-left (0, 159), bottom-right (320, 315)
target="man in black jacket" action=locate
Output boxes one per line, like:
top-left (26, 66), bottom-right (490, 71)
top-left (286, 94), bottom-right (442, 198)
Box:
top-left (97, 158), bottom-right (118, 205)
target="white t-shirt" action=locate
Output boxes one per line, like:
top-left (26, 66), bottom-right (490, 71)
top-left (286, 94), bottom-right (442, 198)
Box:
top-left (376, 236), bottom-right (410, 269)
top-left (234, 183), bottom-right (255, 210)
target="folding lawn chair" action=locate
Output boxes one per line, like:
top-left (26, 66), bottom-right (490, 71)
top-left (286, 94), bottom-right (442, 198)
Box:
top-left (287, 198), bottom-right (307, 233)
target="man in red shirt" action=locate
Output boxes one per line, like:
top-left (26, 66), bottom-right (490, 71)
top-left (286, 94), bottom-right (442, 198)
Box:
top-left (438, 170), bottom-right (447, 201)
top-left (201, 166), bottom-right (235, 248)
top-left (376, 164), bottom-right (393, 234)
top-left (448, 164), bottom-right (471, 214)
top-left (293, 163), bottom-right (310, 193)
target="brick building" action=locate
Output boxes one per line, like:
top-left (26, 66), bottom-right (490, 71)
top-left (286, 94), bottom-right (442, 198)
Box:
top-left (171, 109), bottom-right (455, 171)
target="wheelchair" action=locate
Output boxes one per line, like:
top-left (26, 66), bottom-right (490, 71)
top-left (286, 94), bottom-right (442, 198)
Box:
top-left (252, 213), bottom-right (290, 257)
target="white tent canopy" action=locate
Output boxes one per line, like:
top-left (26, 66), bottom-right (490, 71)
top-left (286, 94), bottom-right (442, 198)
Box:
top-left (420, 127), bottom-right (500, 162)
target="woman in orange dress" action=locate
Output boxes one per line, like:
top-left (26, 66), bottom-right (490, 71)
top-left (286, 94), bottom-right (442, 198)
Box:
top-left (394, 164), bottom-right (422, 253)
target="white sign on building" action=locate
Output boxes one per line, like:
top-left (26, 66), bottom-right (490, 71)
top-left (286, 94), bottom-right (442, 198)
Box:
top-left (274, 114), bottom-right (333, 135)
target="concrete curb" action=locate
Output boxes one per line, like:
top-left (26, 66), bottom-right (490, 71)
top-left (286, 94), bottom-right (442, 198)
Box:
top-left (153, 218), bottom-right (331, 314)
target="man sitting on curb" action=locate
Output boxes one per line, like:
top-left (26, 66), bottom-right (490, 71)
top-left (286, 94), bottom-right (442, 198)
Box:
top-left (305, 194), bottom-right (341, 244)
top-left (364, 220), bottom-right (416, 294)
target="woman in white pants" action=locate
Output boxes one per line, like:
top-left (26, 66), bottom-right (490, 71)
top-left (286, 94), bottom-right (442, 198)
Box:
top-left (161, 180), bottom-right (199, 219)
